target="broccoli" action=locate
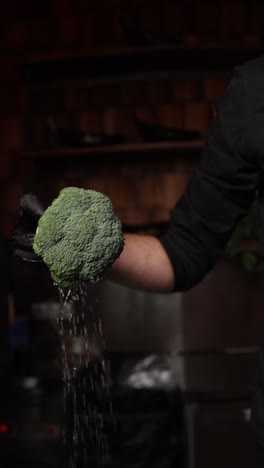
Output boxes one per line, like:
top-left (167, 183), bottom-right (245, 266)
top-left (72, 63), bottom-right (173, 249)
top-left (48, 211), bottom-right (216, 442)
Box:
top-left (33, 187), bottom-right (124, 288)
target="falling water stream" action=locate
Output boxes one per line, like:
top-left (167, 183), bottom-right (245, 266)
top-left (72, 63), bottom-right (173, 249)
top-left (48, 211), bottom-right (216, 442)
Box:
top-left (56, 284), bottom-right (113, 468)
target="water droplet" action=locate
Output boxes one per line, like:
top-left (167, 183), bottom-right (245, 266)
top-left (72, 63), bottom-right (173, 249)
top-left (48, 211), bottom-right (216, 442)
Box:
top-left (56, 283), bottom-right (112, 467)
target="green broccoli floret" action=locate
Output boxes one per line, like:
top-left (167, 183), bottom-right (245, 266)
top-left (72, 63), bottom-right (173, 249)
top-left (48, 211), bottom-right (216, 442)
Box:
top-left (33, 187), bottom-right (124, 288)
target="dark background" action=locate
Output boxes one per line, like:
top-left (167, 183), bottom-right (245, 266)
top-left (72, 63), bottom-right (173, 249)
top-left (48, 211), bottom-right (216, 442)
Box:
top-left (1, 1), bottom-right (264, 467)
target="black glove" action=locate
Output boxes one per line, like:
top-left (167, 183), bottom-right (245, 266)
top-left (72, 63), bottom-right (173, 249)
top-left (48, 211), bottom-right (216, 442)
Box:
top-left (13, 193), bottom-right (45, 263)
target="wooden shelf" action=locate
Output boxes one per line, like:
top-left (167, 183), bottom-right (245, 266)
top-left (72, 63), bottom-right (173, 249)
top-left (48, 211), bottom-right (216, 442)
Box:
top-left (20, 43), bottom-right (264, 82)
top-left (20, 140), bottom-right (204, 161)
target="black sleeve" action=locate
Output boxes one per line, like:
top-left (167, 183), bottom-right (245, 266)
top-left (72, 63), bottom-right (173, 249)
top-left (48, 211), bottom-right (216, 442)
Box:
top-left (160, 68), bottom-right (261, 291)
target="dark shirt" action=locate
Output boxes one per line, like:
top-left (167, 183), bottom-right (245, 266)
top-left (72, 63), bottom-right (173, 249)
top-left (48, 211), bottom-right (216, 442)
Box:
top-left (160, 54), bottom-right (264, 443)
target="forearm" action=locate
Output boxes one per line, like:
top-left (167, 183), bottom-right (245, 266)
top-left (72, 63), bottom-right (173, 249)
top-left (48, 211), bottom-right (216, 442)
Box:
top-left (107, 233), bottom-right (175, 293)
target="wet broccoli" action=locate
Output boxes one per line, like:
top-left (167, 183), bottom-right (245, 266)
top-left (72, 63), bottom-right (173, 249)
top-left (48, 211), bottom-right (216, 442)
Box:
top-left (33, 187), bottom-right (124, 288)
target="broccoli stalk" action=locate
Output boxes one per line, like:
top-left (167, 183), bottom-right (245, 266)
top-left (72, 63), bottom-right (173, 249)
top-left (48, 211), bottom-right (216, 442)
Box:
top-left (33, 187), bottom-right (124, 288)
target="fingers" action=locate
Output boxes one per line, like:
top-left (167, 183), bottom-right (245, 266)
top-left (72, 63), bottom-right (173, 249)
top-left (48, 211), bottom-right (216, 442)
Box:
top-left (12, 193), bottom-right (46, 265)
top-left (12, 228), bottom-right (35, 249)
top-left (20, 193), bottom-right (45, 220)
top-left (13, 248), bottom-right (43, 263)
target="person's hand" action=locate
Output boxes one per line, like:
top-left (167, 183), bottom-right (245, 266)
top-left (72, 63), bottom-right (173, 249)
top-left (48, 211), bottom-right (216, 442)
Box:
top-left (13, 193), bottom-right (45, 263)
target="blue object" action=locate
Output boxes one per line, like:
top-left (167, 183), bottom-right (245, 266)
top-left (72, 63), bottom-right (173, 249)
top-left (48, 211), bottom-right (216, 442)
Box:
top-left (9, 317), bottom-right (30, 349)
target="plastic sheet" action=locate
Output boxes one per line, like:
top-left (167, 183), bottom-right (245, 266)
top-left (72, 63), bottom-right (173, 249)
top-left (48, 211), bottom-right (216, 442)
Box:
top-left (117, 354), bottom-right (179, 390)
